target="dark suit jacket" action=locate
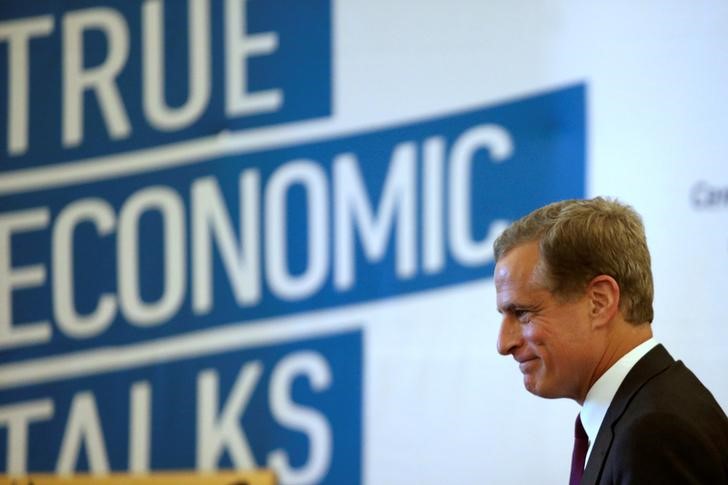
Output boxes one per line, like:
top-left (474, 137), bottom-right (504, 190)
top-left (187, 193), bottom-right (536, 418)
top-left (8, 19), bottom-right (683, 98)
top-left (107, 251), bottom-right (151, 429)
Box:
top-left (581, 344), bottom-right (728, 484)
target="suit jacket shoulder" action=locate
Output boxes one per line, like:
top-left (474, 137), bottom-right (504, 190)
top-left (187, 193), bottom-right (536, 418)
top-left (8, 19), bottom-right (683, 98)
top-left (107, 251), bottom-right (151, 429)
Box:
top-left (581, 345), bottom-right (728, 485)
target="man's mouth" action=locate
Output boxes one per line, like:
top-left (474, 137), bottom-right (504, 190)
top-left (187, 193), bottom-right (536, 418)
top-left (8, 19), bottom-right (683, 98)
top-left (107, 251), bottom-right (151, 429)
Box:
top-left (518, 357), bottom-right (538, 373)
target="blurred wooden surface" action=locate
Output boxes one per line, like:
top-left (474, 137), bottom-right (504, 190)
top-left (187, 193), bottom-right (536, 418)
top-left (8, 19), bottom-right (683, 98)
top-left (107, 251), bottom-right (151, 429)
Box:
top-left (0, 470), bottom-right (276, 485)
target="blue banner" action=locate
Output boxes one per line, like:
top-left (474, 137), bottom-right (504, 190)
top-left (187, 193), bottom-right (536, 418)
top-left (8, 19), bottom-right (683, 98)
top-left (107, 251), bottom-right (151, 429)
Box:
top-left (1, 60), bottom-right (584, 483)
top-left (0, 329), bottom-right (362, 484)
top-left (0, 0), bottom-right (332, 166)
top-left (0, 85), bottom-right (585, 362)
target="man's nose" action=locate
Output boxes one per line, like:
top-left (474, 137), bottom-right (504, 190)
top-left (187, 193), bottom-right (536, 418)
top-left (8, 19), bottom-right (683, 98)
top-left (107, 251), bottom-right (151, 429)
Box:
top-left (497, 317), bottom-right (521, 356)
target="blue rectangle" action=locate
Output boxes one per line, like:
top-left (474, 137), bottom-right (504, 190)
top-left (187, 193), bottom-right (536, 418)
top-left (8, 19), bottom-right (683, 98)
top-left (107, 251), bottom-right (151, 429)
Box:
top-left (0, 84), bottom-right (585, 362)
top-left (0, 0), bottom-right (332, 167)
top-left (0, 329), bottom-right (362, 484)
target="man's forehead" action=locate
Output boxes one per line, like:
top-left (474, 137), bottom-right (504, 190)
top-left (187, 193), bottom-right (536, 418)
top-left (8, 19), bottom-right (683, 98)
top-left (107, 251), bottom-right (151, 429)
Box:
top-left (494, 242), bottom-right (541, 281)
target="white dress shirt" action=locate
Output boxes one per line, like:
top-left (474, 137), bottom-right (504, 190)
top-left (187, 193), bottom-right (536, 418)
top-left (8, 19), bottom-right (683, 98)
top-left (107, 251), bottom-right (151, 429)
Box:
top-left (580, 337), bottom-right (659, 463)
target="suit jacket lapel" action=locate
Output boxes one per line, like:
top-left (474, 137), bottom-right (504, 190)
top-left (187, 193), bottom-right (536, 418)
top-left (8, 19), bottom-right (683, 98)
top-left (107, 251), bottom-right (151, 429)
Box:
top-left (580, 344), bottom-right (675, 485)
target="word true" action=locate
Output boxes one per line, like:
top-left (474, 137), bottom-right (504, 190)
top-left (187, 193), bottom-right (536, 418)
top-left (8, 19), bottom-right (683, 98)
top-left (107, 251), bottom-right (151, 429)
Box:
top-left (0, 0), bottom-right (284, 156)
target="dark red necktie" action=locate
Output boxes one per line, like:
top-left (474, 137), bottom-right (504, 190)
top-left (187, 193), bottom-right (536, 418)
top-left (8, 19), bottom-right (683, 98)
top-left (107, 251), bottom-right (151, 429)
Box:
top-left (569, 414), bottom-right (589, 485)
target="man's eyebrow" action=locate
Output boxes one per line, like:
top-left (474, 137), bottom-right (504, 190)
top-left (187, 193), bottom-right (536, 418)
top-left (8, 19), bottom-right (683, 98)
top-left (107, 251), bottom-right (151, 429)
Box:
top-left (497, 303), bottom-right (516, 314)
top-left (499, 302), bottom-right (537, 314)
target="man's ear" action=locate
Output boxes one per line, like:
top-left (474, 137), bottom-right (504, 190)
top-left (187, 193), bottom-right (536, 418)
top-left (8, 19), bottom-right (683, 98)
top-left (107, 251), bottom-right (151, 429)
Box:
top-left (587, 275), bottom-right (620, 328)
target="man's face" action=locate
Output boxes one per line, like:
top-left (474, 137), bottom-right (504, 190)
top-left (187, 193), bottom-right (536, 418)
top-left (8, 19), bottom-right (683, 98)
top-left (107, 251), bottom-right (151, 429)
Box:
top-left (495, 242), bottom-right (598, 401)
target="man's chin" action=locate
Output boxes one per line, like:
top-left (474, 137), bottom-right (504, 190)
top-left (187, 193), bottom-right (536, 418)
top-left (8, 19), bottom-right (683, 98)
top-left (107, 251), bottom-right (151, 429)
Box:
top-left (523, 375), bottom-right (540, 395)
top-left (523, 377), bottom-right (561, 400)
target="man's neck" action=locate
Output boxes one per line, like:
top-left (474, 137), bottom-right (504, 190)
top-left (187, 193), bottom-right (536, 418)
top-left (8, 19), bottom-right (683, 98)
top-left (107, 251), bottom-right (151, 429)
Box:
top-left (579, 321), bottom-right (653, 404)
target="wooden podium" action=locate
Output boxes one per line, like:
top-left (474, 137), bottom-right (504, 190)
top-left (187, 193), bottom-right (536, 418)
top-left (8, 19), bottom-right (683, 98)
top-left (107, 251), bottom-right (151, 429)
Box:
top-left (0, 470), bottom-right (276, 485)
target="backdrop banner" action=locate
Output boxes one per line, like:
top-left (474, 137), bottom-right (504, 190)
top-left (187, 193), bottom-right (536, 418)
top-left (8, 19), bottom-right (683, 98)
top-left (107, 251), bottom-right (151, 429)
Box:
top-left (2, 1), bottom-right (726, 484)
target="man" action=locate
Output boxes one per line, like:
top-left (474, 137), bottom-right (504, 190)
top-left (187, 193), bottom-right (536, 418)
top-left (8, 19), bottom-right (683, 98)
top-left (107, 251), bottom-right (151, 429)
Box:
top-left (493, 197), bottom-right (728, 484)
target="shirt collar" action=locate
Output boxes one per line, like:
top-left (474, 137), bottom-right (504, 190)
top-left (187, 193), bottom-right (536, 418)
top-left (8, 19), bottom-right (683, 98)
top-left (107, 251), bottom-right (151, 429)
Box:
top-left (580, 337), bottom-right (658, 458)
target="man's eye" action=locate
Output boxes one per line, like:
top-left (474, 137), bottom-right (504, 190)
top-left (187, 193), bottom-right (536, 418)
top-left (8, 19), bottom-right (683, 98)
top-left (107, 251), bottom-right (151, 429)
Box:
top-left (514, 309), bottom-right (529, 320)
